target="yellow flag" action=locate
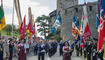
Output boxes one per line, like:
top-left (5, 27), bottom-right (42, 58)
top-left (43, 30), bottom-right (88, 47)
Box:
top-left (0, 16), bottom-right (6, 31)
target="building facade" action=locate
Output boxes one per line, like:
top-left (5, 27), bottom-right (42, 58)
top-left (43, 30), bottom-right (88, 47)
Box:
top-left (50, 0), bottom-right (98, 41)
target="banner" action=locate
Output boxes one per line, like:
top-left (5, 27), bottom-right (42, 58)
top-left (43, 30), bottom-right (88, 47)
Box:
top-left (97, 0), bottom-right (105, 53)
top-left (51, 11), bottom-right (62, 35)
top-left (82, 4), bottom-right (91, 39)
top-left (14, 0), bottom-right (22, 27)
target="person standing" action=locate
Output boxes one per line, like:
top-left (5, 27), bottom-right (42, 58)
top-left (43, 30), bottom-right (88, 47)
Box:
top-left (75, 44), bottom-right (79, 56)
top-left (92, 38), bottom-right (97, 60)
top-left (0, 40), bottom-right (3, 60)
top-left (18, 40), bottom-right (26, 60)
top-left (59, 40), bottom-right (64, 56)
top-left (86, 40), bottom-right (92, 60)
top-left (63, 41), bottom-right (72, 60)
top-left (9, 39), bottom-right (14, 60)
top-left (38, 40), bottom-right (46, 60)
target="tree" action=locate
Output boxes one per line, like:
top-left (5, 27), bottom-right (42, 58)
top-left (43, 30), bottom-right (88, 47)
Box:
top-left (3, 24), bottom-right (16, 35)
top-left (36, 15), bottom-right (51, 39)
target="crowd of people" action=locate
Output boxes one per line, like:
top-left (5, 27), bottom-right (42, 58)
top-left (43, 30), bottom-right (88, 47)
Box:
top-left (0, 36), bottom-right (105, 60)
top-left (0, 36), bottom-right (58, 60)
top-left (59, 37), bottom-right (105, 60)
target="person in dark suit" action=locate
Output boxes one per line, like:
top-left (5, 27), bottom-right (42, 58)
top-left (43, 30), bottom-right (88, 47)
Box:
top-left (92, 38), bottom-right (97, 60)
top-left (38, 40), bottom-right (46, 60)
top-left (75, 44), bottom-right (79, 56)
top-left (9, 39), bottom-right (14, 60)
top-left (86, 39), bottom-right (92, 60)
top-left (0, 40), bottom-right (3, 60)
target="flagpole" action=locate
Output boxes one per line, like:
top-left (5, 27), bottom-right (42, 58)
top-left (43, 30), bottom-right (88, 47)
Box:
top-left (12, 0), bottom-right (14, 38)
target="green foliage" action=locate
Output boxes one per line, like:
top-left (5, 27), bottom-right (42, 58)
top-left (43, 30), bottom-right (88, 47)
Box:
top-left (36, 15), bottom-right (50, 39)
top-left (3, 24), bottom-right (13, 35)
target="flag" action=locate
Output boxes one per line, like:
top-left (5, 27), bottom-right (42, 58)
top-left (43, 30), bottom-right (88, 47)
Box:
top-left (97, 0), bottom-right (105, 53)
top-left (27, 7), bottom-right (33, 38)
top-left (0, 3), bottom-right (6, 31)
top-left (72, 16), bottom-right (80, 40)
top-left (19, 15), bottom-right (26, 34)
top-left (71, 16), bottom-right (80, 48)
top-left (19, 22), bottom-right (23, 33)
top-left (51, 26), bottom-right (56, 35)
top-left (82, 4), bottom-right (91, 39)
top-left (80, 15), bottom-right (83, 34)
top-left (19, 15), bottom-right (26, 39)
top-left (14, 0), bottom-right (22, 27)
top-left (51, 11), bottom-right (62, 34)
top-left (96, 0), bottom-right (101, 32)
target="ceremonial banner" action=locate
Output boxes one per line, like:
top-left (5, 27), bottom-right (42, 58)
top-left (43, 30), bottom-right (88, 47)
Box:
top-left (71, 16), bottom-right (80, 48)
top-left (0, 1), bottom-right (6, 31)
top-left (72, 16), bottom-right (80, 40)
top-left (27, 7), bottom-right (33, 38)
top-left (20, 15), bottom-right (26, 39)
top-left (82, 4), bottom-right (91, 39)
top-left (96, 0), bottom-right (101, 32)
top-left (97, 0), bottom-right (105, 53)
top-left (51, 11), bottom-right (62, 35)
top-left (14, 0), bottom-right (22, 27)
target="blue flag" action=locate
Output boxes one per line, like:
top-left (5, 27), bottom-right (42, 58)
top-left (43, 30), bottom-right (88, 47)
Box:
top-left (71, 16), bottom-right (80, 48)
top-left (51, 26), bottom-right (56, 35)
top-left (53, 11), bottom-right (62, 29)
top-left (96, 0), bottom-right (101, 30)
top-left (51, 11), bottom-right (62, 35)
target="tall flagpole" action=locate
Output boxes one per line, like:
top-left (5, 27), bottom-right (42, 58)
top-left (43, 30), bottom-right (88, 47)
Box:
top-left (12, 0), bottom-right (14, 38)
top-left (0, 0), bottom-right (3, 40)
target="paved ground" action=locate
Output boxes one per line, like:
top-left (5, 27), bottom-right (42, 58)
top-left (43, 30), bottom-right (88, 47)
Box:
top-left (27, 52), bottom-right (82, 60)
top-left (27, 46), bottom-right (82, 60)
top-left (13, 46), bottom-right (83, 60)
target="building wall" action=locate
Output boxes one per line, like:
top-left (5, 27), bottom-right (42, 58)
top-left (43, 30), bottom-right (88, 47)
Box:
top-left (58, 0), bottom-right (98, 40)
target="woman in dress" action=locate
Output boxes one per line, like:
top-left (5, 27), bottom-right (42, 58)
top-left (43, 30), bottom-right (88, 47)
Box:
top-left (18, 40), bottom-right (26, 60)
top-left (63, 41), bottom-right (72, 60)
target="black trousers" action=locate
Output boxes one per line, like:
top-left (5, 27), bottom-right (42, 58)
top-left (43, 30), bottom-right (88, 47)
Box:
top-left (9, 51), bottom-right (13, 60)
top-left (0, 51), bottom-right (3, 60)
top-left (92, 56), bottom-right (97, 60)
top-left (34, 49), bottom-right (37, 55)
top-left (38, 53), bottom-right (44, 60)
top-left (87, 54), bottom-right (91, 60)
top-left (60, 48), bottom-right (63, 56)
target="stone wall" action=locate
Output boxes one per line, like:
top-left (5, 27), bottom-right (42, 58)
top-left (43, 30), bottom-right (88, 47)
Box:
top-left (49, 0), bottom-right (98, 41)
top-left (58, 0), bottom-right (98, 40)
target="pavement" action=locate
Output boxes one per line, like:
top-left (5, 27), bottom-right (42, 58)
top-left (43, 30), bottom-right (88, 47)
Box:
top-left (13, 46), bottom-right (83, 60)
top-left (27, 46), bottom-right (82, 60)
top-left (27, 52), bottom-right (82, 60)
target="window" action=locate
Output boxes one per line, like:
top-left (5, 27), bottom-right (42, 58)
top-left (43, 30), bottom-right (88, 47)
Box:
top-left (89, 6), bottom-right (92, 11)
top-left (75, 8), bottom-right (78, 12)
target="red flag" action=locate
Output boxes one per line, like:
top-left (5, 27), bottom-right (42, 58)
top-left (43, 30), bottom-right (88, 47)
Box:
top-left (82, 4), bottom-right (91, 40)
top-left (20, 34), bottom-right (25, 39)
top-left (97, 0), bottom-right (105, 53)
top-left (19, 22), bottom-right (23, 33)
top-left (19, 15), bottom-right (26, 34)
top-left (20, 15), bottom-right (26, 39)
top-left (23, 15), bottom-right (26, 33)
